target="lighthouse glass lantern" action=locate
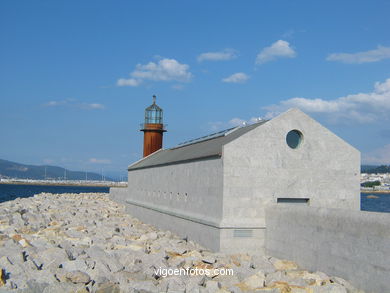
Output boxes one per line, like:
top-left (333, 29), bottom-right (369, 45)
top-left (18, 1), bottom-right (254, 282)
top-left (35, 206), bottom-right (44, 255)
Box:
top-left (145, 95), bottom-right (163, 124)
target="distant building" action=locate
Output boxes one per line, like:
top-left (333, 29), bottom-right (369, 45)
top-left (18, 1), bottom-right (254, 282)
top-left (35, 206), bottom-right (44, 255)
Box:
top-left (111, 107), bottom-right (360, 253)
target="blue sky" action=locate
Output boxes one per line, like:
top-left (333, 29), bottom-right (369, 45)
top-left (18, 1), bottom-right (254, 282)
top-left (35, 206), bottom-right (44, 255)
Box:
top-left (1, 0), bottom-right (389, 177)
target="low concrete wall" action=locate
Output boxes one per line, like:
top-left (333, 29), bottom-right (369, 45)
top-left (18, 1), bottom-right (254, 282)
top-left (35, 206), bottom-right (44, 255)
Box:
top-left (110, 187), bottom-right (265, 253)
top-left (265, 205), bottom-right (390, 293)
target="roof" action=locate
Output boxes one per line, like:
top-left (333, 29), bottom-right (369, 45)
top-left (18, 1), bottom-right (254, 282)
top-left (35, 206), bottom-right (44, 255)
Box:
top-left (128, 120), bottom-right (268, 171)
top-left (145, 102), bottom-right (162, 112)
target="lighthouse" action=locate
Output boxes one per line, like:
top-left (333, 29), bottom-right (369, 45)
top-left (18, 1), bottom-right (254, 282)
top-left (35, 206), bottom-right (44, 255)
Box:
top-left (140, 95), bottom-right (167, 157)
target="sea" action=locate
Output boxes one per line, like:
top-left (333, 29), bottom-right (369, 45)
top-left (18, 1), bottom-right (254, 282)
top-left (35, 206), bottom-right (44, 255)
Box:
top-left (360, 192), bottom-right (390, 213)
top-left (0, 184), bottom-right (109, 203)
top-left (0, 184), bottom-right (389, 213)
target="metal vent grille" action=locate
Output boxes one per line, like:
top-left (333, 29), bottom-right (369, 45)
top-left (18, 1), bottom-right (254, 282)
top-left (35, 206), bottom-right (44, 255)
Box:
top-left (277, 198), bottom-right (309, 204)
top-left (233, 229), bottom-right (253, 238)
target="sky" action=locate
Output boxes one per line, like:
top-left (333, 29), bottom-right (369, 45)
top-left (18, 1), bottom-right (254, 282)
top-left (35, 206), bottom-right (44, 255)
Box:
top-left (1, 0), bottom-right (390, 178)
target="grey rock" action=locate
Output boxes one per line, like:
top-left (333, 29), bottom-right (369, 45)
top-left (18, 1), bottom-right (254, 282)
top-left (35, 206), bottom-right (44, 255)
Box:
top-left (40, 247), bottom-right (68, 270)
top-left (233, 264), bottom-right (257, 282)
top-left (29, 258), bottom-right (43, 270)
top-left (213, 274), bottom-right (240, 289)
top-left (3, 263), bottom-right (27, 281)
top-left (140, 232), bottom-right (158, 241)
top-left (265, 270), bottom-right (308, 287)
top-left (201, 256), bottom-right (216, 265)
top-left (3, 274), bottom-right (29, 290)
top-left (111, 251), bottom-right (137, 269)
top-left (86, 246), bottom-right (109, 260)
top-left (185, 288), bottom-right (201, 293)
top-left (250, 255), bottom-right (276, 274)
top-left (96, 282), bottom-right (121, 293)
top-left (64, 270), bottom-right (91, 284)
top-left (93, 275), bottom-right (111, 286)
top-left (204, 280), bottom-right (221, 291)
top-left (164, 277), bottom-right (187, 292)
top-left (240, 272), bottom-right (265, 290)
top-left (64, 229), bottom-right (86, 239)
top-left (265, 270), bottom-right (285, 286)
top-left (65, 246), bottom-right (86, 260)
top-left (28, 238), bottom-right (50, 250)
top-left (103, 257), bottom-right (125, 273)
top-left (129, 280), bottom-right (159, 292)
top-left (16, 280), bottom-right (49, 293)
top-left (86, 261), bottom-right (111, 283)
top-left (314, 271), bottom-right (331, 281)
top-left (110, 270), bottom-right (135, 285)
top-left (0, 255), bottom-right (15, 272)
top-left (0, 248), bottom-right (24, 266)
top-left (330, 276), bottom-right (358, 293)
top-left (85, 247), bottom-right (124, 273)
top-left (10, 213), bottom-right (25, 227)
top-left (61, 259), bottom-right (88, 272)
top-left (27, 269), bottom-right (59, 285)
top-left (227, 287), bottom-right (244, 293)
top-left (313, 283), bottom-right (348, 293)
top-left (21, 212), bottom-right (44, 228)
top-left (42, 282), bottom-right (87, 293)
top-left (85, 258), bottom-right (96, 269)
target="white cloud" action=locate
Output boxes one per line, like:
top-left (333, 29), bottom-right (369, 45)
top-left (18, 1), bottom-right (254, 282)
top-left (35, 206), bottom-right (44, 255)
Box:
top-left (363, 144), bottom-right (390, 165)
top-left (263, 78), bottom-right (390, 124)
top-left (89, 158), bottom-right (111, 164)
top-left (44, 99), bottom-right (105, 110)
top-left (79, 103), bottom-right (105, 110)
top-left (117, 58), bottom-right (192, 87)
top-left (229, 117), bottom-right (265, 126)
top-left (117, 78), bottom-right (141, 87)
top-left (229, 118), bottom-right (247, 126)
top-left (132, 59), bottom-right (192, 81)
top-left (222, 72), bottom-right (250, 83)
top-left (197, 49), bottom-right (237, 62)
top-left (256, 40), bottom-right (296, 64)
top-left (327, 46), bottom-right (390, 64)
top-left (45, 100), bottom-right (67, 107)
top-left (209, 116), bottom-right (265, 131)
top-left (208, 121), bottom-right (224, 131)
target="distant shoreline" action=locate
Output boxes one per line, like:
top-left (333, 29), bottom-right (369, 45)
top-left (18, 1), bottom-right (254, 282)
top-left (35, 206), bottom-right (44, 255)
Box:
top-left (361, 190), bottom-right (390, 194)
top-left (0, 181), bottom-right (127, 188)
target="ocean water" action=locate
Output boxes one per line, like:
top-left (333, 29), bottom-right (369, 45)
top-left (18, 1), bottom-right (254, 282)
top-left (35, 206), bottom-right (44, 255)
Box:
top-left (361, 192), bottom-right (390, 213)
top-left (0, 184), bottom-right (389, 213)
top-left (0, 184), bottom-right (109, 203)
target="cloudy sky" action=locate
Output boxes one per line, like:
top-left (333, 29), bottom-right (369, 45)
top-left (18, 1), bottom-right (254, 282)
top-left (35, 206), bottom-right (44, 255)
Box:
top-left (1, 0), bottom-right (389, 177)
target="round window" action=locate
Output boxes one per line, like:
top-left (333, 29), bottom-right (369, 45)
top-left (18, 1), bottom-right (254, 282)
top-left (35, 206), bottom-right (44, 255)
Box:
top-left (286, 130), bottom-right (303, 149)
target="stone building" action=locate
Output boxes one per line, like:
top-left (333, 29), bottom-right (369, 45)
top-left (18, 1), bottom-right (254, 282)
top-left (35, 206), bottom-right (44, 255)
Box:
top-left (111, 108), bottom-right (360, 253)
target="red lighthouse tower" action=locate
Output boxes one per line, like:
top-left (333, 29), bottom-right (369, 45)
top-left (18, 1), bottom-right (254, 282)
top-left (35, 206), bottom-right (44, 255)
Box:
top-left (140, 95), bottom-right (167, 157)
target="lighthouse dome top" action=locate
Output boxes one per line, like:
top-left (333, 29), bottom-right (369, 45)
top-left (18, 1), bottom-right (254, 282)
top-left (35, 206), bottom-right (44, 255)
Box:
top-left (144, 95), bottom-right (163, 124)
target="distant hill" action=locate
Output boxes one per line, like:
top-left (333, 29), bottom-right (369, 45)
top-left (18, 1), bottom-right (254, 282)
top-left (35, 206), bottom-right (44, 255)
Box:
top-left (0, 159), bottom-right (113, 181)
top-left (361, 165), bottom-right (390, 174)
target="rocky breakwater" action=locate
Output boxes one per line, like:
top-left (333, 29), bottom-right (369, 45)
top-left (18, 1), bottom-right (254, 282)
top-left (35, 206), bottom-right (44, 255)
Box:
top-left (0, 193), bottom-right (364, 293)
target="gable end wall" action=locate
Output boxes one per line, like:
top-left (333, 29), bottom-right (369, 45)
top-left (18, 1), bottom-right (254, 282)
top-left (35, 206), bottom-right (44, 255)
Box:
top-left (221, 109), bottom-right (360, 230)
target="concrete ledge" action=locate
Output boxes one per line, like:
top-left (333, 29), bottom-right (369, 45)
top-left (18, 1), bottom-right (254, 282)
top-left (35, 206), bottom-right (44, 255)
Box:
top-left (265, 205), bottom-right (390, 293)
top-left (110, 187), bottom-right (265, 253)
top-left (123, 198), bottom-right (222, 251)
top-left (125, 198), bottom-right (221, 228)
